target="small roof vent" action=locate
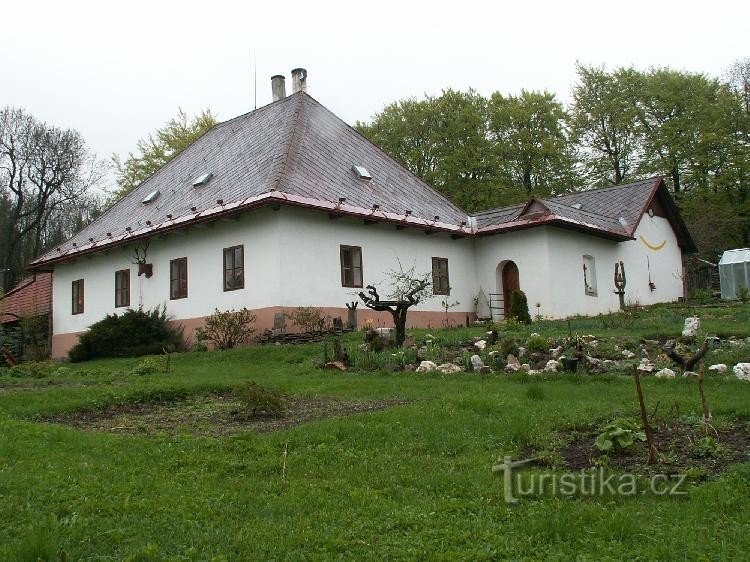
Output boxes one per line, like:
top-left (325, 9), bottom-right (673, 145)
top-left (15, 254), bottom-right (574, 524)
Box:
top-left (571, 203), bottom-right (582, 210)
top-left (352, 165), bottom-right (372, 180)
top-left (142, 190), bottom-right (160, 204)
top-left (192, 172), bottom-right (214, 188)
top-left (618, 217), bottom-right (629, 227)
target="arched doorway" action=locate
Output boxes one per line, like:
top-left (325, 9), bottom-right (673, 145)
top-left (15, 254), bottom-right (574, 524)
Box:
top-left (496, 261), bottom-right (520, 319)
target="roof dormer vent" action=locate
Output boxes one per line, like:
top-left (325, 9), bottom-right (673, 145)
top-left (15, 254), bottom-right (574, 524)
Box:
top-left (192, 172), bottom-right (214, 188)
top-left (142, 190), bottom-right (160, 204)
top-left (571, 203), bottom-right (582, 210)
top-left (618, 217), bottom-right (628, 227)
top-left (352, 165), bottom-right (372, 180)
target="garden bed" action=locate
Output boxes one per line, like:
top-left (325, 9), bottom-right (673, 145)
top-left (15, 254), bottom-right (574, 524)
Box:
top-left (42, 394), bottom-right (412, 437)
top-left (561, 419), bottom-right (750, 478)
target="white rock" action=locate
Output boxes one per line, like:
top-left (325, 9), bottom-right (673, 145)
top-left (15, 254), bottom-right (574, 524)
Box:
top-left (376, 327), bottom-right (394, 336)
top-left (517, 347), bottom-right (527, 358)
top-left (544, 359), bottom-right (560, 373)
top-left (474, 340), bottom-right (487, 350)
top-left (622, 350), bottom-right (636, 359)
top-left (530, 333), bottom-right (540, 338)
top-left (521, 363), bottom-right (531, 372)
top-left (655, 368), bottom-right (676, 379)
top-left (416, 360), bottom-right (438, 373)
top-left (682, 316), bottom-right (700, 338)
top-left (550, 346), bottom-right (564, 358)
top-left (528, 369), bottom-right (543, 375)
top-left (637, 358), bottom-right (654, 372)
top-left (733, 363), bottom-right (750, 381)
top-left (505, 354), bottom-right (521, 372)
top-left (683, 371), bottom-right (699, 378)
top-left (708, 364), bottom-right (728, 373)
top-left (436, 363), bottom-right (462, 374)
top-left (471, 355), bottom-right (485, 372)
top-left (488, 350), bottom-right (500, 358)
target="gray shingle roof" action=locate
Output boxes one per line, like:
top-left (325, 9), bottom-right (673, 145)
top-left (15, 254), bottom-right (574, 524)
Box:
top-left (29, 97), bottom-right (695, 269)
top-left (31, 93), bottom-right (469, 267)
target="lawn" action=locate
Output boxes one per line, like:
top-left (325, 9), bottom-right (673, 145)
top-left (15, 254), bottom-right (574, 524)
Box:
top-left (1, 302), bottom-right (750, 560)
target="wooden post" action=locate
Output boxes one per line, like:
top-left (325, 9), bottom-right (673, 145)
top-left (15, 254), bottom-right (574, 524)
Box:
top-left (634, 366), bottom-right (657, 464)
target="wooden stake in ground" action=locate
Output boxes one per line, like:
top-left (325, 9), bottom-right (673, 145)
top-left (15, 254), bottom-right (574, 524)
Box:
top-left (698, 366), bottom-right (711, 422)
top-left (634, 366), bottom-right (657, 464)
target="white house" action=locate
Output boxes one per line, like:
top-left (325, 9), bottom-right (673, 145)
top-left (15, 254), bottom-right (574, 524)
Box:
top-left (28, 70), bottom-right (696, 359)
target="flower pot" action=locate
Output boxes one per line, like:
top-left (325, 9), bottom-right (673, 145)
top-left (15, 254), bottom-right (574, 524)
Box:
top-left (563, 357), bottom-right (579, 372)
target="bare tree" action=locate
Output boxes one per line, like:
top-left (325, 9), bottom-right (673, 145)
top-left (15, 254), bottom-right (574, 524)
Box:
top-left (358, 261), bottom-right (432, 346)
top-left (0, 107), bottom-right (105, 289)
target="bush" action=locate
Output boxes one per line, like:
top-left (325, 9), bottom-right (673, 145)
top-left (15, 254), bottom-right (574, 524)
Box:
top-left (509, 290), bottom-right (531, 324)
top-left (499, 336), bottom-right (519, 359)
top-left (526, 334), bottom-right (548, 355)
top-left (68, 306), bottom-right (183, 362)
top-left (0, 323), bottom-right (21, 361)
top-left (129, 355), bottom-right (170, 376)
top-left (195, 308), bottom-right (256, 350)
top-left (19, 314), bottom-right (50, 361)
top-left (7, 361), bottom-right (57, 378)
top-left (234, 381), bottom-right (285, 417)
top-left (287, 306), bottom-right (329, 333)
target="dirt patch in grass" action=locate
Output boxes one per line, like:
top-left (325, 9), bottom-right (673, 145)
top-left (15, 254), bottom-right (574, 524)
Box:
top-left (561, 419), bottom-right (750, 478)
top-left (42, 394), bottom-right (412, 437)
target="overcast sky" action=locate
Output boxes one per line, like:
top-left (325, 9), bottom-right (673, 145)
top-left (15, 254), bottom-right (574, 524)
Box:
top-left (2, 0), bottom-right (747, 183)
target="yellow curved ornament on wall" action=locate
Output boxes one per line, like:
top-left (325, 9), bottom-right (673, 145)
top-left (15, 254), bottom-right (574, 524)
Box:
top-left (639, 235), bottom-right (666, 251)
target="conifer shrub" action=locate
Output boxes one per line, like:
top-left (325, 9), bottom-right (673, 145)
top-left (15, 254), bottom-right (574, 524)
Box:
top-left (509, 290), bottom-right (532, 324)
top-left (68, 306), bottom-right (183, 362)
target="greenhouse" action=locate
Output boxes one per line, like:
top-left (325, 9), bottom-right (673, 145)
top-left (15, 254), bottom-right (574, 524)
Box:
top-left (719, 248), bottom-right (750, 300)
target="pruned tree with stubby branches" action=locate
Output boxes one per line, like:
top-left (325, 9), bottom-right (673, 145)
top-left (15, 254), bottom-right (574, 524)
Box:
top-left (358, 261), bottom-right (432, 346)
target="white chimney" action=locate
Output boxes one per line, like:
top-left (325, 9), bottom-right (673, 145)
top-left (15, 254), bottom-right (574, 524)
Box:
top-left (271, 75), bottom-right (286, 102)
top-left (291, 68), bottom-right (307, 94)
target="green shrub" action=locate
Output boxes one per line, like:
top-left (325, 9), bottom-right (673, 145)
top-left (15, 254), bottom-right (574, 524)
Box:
top-left (69, 306), bottom-right (183, 362)
top-left (0, 323), bottom-right (22, 361)
top-left (738, 286), bottom-right (750, 304)
top-left (195, 308), bottom-right (256, 350)
top-left (594, 418), bottom-right (646, 453)
top-left (526, 334), bottom-right (548, 355)
top-left (509, 290), bottom-right (531, 324)
top-left (7, 361), bottom-right (57, 378)
top-left (689, 288), bottom-right (712, 304)
top-left (129, 355), bottom-right (170, 376)
top-left (234, 381), bottom-right (285, 417)
top-left (499, 337), bottom-right (519, 359)
top-left (287, 307), bottom-right (329, 333)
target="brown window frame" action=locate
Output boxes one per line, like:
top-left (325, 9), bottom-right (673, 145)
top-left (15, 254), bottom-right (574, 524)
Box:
top-left (340, 245), bottom-right (363, 288)
top-left (223, 245), bottom-right (245, 291)
top-left (170, 257), bottom-right (188, 300)
top-left (71, 279), bottom-right (84, 315)
top-left (432, 257), bottom-right (450, 295)
top-left (115, 269), bottom-right (130, 308)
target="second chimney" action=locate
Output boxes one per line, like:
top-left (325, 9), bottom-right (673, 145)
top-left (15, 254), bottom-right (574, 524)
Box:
top-left (291, 68), bottom-right (307, 94)
top-left (271, 75), bottom-right (286, 102)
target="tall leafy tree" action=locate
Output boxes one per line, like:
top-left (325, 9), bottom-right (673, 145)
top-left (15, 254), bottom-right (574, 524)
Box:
top-left (569, 64), bottom-right (643, 185)
top-left (112, 108), bottom-right (217, 201)
top-left (488, 89), bottom-right (581, 197)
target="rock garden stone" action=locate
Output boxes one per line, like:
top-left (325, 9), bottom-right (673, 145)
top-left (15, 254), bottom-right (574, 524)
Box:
top-left (655, 368), bottom-right (676, 379)
top-left (637, 358), bottom-right (654, 373)
top-left (544, 359), bottom-right (560, 372)
top-left (436, 363), bottom-right (462, 374)
top-left (521, 363), bottom-right (531, 372)
top-left (325, 361), bottom-right (348, 371)
top-left (471, 355), bottom-right (485, 372)
top-left (550, 346), bottom-right (564, 358)
top-left (505, 354), bottom-right (521, 372)
top-left (734, 363), bottom-right (750, 381)
top-left (683, 371), bottom-right (699, 378)
top-left (709, 364), bottom-right (728, 373)
top-left (474, 340), bottom-right (487, 350)
top-left (621, 350), bottom-right (636, 359)
top-left (416, 361), bottom-right (438, 373)
top-left (682, 316), bottom-right (700, 338)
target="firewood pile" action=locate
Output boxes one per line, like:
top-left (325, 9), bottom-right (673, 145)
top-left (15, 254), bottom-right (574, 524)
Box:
top-left (256, 328), bottom-right (353, 345)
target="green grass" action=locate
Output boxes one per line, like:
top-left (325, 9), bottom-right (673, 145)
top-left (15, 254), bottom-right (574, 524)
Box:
top-left (1, 302), bottom-right (750, 560)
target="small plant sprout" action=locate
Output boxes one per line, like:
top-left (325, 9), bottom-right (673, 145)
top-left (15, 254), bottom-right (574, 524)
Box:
top-left (594, 418), bottom-right (646, 453)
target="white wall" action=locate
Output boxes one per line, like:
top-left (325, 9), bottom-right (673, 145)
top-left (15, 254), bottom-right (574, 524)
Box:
top-left (53, 207), bottom-right (282, 335)
top-left (276, 207), bottom-right (476, 313)
top-left (52, 206), bottom-right (686, 337)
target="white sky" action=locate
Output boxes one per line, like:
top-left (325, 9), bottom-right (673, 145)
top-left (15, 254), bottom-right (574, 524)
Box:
top-left (2, 0), bottom-right (747, 181)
